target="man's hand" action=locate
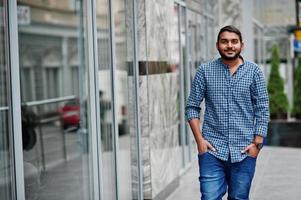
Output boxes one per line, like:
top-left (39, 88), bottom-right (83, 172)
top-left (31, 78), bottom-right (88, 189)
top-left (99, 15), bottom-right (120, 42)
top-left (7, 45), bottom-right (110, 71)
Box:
top-left (197, 137), bottom-right (216, 154)
top-left (241, 143), bottom-right (260, 158)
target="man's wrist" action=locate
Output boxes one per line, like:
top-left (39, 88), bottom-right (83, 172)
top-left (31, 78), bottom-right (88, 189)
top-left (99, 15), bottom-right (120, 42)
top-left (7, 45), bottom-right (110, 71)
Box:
top-left (253, 135), bottom-right (264, 143)
top-left (252, 142), bottom-right (263, 150)
top-left (253, 135), bottom-right (264, 150)
top-left (197, 136), bottom-right (204, 141)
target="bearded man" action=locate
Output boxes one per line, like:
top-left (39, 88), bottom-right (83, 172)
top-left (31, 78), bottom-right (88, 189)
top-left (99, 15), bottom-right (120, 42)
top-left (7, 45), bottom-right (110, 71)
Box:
top-left (185, 25), bottom-right (269, 200)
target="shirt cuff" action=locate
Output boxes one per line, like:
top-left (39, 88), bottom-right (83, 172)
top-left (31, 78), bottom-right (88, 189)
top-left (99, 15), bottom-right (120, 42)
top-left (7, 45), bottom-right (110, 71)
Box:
top-left (185, 108), bottom-right (200, 121)
top-left (254, 124), bottom-right (268, 137)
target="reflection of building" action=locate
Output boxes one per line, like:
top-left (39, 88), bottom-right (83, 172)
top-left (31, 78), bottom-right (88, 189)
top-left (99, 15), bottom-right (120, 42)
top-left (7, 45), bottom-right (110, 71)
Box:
top-left (1, 0), bottom-right (266, 200)
top-left (255, 0), bottom-right (296, 116)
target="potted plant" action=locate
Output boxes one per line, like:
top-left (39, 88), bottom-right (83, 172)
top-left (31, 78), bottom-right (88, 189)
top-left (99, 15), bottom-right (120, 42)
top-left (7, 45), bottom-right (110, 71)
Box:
top-left (267, 44), bottom-right (289, 119)
top-left (292, 56), bottom-right (301, 119)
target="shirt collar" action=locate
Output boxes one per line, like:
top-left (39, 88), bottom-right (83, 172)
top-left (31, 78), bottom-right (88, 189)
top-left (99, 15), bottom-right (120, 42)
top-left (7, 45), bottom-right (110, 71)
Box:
top-left (218, 55), bottom-right (245, 70)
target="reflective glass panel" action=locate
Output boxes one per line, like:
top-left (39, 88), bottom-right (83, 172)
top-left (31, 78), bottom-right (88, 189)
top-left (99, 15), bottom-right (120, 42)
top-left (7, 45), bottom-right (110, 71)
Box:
top-left (113, 0), bottom-right (138, 199)
top-left (18, 1), bottom-right (95, 199)
top-left (95, 0), bottom-right (117, 199)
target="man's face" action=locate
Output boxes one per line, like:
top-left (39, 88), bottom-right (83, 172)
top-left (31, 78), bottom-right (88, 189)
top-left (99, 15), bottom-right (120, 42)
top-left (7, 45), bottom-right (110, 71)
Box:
top-left (216, 31), bottom-right (244, 60)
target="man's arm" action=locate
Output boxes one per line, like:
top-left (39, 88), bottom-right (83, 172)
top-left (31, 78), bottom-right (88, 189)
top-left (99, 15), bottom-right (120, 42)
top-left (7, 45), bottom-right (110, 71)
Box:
top-left (242, 68), bottom-right (269, 154)
top-left (252, 68), bottom-right (270, 138)
top-left (188, 118), bottom-right (215, 153)
top-left (185, 66), bottom-right (215, 153)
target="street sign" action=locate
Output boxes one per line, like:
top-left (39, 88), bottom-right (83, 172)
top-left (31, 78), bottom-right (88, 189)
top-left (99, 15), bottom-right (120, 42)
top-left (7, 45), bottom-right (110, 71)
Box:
top-left (18, 6), bottom-right (30, 25)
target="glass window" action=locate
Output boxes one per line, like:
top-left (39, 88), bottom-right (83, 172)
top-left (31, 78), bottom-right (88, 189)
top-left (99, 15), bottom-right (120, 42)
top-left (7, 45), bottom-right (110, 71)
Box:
top-left (17, 1), bottom-right (95, 199)
top-left (113, 0), bottom-right (137, 198)
top-left (95, 0), bottom-right (116, 199)
top-left (0, 1), bottom-right (14, 199)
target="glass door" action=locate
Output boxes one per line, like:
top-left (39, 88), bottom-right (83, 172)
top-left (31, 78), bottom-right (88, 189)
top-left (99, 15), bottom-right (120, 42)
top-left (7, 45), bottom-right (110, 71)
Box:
top-left (95, 0), bottom-right (139, 199)
top-left (17, 1), bottom-right (96, 199)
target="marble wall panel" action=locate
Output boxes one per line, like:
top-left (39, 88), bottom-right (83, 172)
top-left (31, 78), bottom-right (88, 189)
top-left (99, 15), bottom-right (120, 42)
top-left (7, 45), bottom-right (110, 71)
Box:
top-left (129, 75), bottom-right (153, 198)
top-left (137, 0), bottom-right (147, 60)
top-left (145, 0), bottom-right (175, 61)
top-left (150, 126), bottom-right (182, 198)
top-left (147, 72), bottom-right (181, 198)
top-left (130, 72), bottom-right (181, 198)
top-left (147, 73), bottom-right (179, 133)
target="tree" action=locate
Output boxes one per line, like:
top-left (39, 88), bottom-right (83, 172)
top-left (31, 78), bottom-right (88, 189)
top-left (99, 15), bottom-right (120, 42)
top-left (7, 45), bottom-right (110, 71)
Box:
top-left (292, 56), bottom-right (301, 118)
top-left (267, 45), bottom-right (289, 119)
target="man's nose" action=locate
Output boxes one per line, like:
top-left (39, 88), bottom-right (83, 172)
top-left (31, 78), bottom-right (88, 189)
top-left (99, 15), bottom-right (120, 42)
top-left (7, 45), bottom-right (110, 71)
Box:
top-left (227, 42), bottom-right (233, 48)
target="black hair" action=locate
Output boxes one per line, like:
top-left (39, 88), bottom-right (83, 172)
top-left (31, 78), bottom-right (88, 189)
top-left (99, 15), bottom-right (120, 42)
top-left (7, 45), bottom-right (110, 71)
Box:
top-left (217, 25), bottom-right (242, 43)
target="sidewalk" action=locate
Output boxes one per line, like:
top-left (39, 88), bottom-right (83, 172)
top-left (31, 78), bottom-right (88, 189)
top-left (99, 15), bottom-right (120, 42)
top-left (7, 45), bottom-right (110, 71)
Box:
top-left (167, 146), bottom-right (301, 200)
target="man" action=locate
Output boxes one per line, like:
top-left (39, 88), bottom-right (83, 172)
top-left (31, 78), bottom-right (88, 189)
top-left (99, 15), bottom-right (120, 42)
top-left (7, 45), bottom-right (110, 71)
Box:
top-left (185, 25), bottom-right (269, 200)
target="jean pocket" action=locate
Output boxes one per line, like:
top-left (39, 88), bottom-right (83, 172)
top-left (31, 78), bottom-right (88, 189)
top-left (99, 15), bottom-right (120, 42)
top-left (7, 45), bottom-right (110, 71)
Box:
top-left (198, 151), bottom-right (208, 157)
top-left (247, 154), bottom-right (257, 159)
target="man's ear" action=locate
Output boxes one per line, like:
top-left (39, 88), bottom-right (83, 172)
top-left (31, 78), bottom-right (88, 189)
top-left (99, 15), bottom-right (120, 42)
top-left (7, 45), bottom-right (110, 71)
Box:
top-left (241, 42), bottom-right (245, 50)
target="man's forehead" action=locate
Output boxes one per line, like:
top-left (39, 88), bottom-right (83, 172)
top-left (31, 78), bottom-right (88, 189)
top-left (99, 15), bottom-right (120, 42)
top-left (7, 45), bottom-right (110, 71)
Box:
top-left (219, 31), bottom-right (240, 39)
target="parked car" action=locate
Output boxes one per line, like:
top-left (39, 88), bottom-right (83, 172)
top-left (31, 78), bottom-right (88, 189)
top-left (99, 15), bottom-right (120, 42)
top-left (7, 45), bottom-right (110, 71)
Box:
top-left (58, 99), bottom-right (80, 129)
top-left (58, 97), bottom-right (127, 135)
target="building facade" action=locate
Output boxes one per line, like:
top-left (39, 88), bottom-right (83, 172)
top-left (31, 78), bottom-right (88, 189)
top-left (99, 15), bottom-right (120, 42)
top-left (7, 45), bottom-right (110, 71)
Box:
top-left (0, 0), bottom-right (261, 199)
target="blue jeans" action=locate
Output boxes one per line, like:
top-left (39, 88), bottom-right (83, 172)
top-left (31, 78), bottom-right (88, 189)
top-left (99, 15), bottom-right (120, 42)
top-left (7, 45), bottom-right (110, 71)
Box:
top-left (198, 152), bottom-right (256, 200)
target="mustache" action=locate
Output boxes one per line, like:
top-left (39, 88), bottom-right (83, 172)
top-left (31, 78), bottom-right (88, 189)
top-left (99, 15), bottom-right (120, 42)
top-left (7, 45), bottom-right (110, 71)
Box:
top-left (224, 48), bottom-right (235, 51)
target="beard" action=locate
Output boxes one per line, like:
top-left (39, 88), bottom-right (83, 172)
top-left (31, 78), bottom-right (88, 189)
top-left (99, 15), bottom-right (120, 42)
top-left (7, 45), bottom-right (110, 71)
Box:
top-left (218, 49), bottom-right (241, 61)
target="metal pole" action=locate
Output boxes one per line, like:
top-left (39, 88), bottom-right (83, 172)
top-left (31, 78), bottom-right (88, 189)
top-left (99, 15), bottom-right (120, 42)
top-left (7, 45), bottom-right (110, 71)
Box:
top-left (108, 0), bottom-right (120, 199)
top-left (185, 8), bottom-right (192, 163)
top-left (132, 0), bottom-right (143, 199)
top-left (86, 0), bottom-right (101, 199)
top-left (7, 0), bottom-right (26, 199)
top-left (177, 4), bottom-right (186, 168)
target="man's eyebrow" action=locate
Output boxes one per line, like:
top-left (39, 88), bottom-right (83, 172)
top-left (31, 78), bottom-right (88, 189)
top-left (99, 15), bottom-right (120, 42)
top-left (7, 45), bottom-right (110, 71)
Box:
top-left (220, 38), bottom-right (239, 41)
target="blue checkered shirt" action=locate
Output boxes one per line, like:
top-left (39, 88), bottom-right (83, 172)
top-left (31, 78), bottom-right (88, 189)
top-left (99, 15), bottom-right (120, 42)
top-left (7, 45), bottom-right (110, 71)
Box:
top-left (185, 58), bottom-right (269, 163)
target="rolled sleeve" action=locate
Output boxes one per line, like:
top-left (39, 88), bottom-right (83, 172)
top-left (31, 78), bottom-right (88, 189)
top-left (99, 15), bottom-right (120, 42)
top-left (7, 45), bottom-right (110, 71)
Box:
top-left (185, 65), bottom-right (206, 121)
top-left (251, 68), bottom-right (270, 137)
top-left (255, 123), bottom-right (268, 137)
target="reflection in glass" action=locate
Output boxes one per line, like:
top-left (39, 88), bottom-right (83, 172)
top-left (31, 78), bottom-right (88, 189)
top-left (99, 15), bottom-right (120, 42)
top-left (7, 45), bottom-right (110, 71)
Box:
top-left (178, 5), bottom-right (191, 165)
top-left (18, 1), bottom-right (94, 199)
top-left (0, 1), bottom-right (13, 199)
top-left (96, 0), bottom-right (116, 199)
top-left (113, 0), bottom-right (137, 199)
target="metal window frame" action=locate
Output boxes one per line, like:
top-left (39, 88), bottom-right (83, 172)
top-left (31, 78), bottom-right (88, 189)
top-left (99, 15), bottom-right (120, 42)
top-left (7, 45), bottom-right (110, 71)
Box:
top-left (184, 7), bottom-right (193, 163)
top-left (7, 0), bottom-right (26, 199)
top-left (108, 0), bottom-right (120, 199)
top-left (176, 2), bottom-right (187, 169)
top-left (86, 0), bottom-right (101, 199)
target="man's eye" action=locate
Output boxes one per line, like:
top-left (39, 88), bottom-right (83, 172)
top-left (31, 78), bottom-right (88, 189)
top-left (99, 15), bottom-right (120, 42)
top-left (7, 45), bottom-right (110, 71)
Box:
top-left (231, 40), bottom-right (239, 44)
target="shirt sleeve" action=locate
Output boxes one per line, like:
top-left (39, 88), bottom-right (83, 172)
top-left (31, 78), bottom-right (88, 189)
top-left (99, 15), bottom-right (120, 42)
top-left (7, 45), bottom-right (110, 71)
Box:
top-left (251, 68), bottom-right (270, 137)
top-left (185, 65), bottom-right (206, 121)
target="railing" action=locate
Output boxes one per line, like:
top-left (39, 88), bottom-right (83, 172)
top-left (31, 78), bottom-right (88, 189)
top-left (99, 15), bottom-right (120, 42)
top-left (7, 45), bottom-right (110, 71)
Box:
top-left (22, 95), bottom-right (76, 107)
top-left (22, 95), bottom-right (77, 171)
top-left (0, 106), bottom-right (9, 111)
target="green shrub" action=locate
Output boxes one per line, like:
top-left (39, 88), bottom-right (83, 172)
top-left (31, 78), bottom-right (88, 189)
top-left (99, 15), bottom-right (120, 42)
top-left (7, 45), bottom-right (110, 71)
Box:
top-left (267, 45), bottom-right (289, 119)
top-left (292, 56), bottom-right (301, 118)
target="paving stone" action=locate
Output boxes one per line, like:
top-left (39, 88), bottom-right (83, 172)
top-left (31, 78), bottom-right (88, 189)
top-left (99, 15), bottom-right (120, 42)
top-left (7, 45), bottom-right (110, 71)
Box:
top-left (167, 146), bottom-right (301, 200)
